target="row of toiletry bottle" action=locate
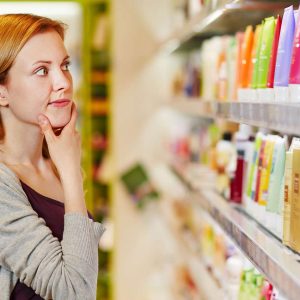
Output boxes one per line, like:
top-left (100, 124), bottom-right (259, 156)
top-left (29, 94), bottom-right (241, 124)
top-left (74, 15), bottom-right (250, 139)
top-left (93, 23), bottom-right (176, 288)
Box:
top-left (169, 118), bottom-right (300, 254)
top-left (172, 3), bottom-right (300, 103)
top-left (200, 213), bottom-right (285, 300)
top-left (229, 125), bottom-right (300, 254)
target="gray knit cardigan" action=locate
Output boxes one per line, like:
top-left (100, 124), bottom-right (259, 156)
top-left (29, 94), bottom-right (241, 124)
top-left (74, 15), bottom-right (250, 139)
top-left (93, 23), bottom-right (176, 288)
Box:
top-left (0, 162), bottom-right (105, 300)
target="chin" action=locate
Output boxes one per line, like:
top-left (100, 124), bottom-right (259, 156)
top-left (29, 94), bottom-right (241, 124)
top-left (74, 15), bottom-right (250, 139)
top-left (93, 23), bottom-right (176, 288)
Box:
top-left (50, 116), bottom-right (72, 129)
top-left (47, 108), bottom-right (72, 129)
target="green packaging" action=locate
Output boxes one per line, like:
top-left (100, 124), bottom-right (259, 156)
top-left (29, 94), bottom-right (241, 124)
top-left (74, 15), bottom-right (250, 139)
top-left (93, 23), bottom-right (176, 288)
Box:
top-left (257, 17), bottom-right (276, 88)
top-left (266, 136), bottom-right (286, 213)
top-left (250, 21), bottom-right (264, 89)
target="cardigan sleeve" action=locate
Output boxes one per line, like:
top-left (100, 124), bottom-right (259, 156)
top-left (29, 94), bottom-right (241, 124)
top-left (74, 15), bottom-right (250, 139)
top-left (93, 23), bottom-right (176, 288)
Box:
top-left (0, 174), bottom-right (105, 300)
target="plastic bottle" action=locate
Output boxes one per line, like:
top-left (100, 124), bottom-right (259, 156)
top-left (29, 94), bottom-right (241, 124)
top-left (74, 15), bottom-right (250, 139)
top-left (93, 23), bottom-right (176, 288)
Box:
top-left (230, 124), bottom-right (254, 204)
top-left (216, 132), bottom-right (236, 198)
top-left (224, 255), bottom-right (243, 300)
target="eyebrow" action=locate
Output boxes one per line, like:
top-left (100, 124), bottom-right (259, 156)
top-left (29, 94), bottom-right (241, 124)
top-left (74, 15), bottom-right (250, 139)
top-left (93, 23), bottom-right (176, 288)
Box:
top-left (32, 55), bottom-right (70, 66)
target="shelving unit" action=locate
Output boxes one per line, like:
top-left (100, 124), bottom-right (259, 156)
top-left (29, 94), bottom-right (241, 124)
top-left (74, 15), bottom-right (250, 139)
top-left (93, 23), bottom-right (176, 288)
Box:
top-left (159, 195), bottom-right (223, 300)
top-left (161, 0), bottom-right (297, 52)
top-left (160, 0), bottom-right (300, 299)
top-left (187, 254), bottom-right (223, 300)
top-left (170, 99), bottom-right (300, 135)
top-left (191, 189), bottom-right (300, 300)
top-left (168, 95), bottom-right (300, 297)
top-left (170, 161), bottom-right (300, 300)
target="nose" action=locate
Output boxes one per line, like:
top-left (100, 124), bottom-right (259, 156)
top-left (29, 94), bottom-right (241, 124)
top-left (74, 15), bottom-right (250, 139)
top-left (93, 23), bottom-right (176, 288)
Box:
top-left (52, 68), bottom-right (72, 92)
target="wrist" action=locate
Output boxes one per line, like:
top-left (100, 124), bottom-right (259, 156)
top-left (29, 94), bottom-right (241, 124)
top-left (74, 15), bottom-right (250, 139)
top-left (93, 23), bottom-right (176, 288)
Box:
top-left (59, 166), bottom-right (83, 182)
top-left (60, 170), bottom-right (83, 191)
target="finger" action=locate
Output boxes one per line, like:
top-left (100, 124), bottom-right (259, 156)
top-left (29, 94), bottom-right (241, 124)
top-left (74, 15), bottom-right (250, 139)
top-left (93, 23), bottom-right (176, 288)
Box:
top-left (37, 114), bottom-right (56, 143)
top-left (65, 102), bottom-right (78, 131)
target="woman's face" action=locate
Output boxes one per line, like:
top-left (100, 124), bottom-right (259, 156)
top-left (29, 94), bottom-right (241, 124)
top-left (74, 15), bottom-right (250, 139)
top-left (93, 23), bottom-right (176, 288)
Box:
top-left (4, 29), bottom-right (73, 129)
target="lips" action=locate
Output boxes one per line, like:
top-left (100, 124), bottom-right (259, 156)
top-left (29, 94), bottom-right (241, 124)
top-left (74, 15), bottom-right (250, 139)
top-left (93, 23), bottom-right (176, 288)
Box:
top-left (49, 99), bottom-right (71, 108)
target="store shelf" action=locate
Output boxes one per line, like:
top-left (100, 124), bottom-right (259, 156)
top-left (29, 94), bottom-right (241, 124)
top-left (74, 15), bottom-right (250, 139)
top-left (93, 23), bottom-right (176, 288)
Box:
top-left (187, 255), bottom-right (223, 300)
top-left (161, 0), bottom-right (297, 52)
top-left (190, 188), bottom-right (300, 300)
top-left (170, 98), bottom-right (213, 118)
top-left (170, 99), bottom-right (300, 135)
top-left (159, 198), bottom-right (223, 300)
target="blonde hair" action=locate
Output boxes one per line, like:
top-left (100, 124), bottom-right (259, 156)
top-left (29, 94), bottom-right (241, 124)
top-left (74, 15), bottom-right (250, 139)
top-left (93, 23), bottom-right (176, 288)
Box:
top-left (0, 14), bottom-right (66, 160)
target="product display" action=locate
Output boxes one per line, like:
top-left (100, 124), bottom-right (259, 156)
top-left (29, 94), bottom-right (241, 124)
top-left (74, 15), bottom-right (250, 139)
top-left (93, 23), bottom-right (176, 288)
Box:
top-left (170, 3), bottom-right (300, 105)
top-left (5, 1), bottom-right (300, 300)
top-left (117, 1), bottom-right (300, 299)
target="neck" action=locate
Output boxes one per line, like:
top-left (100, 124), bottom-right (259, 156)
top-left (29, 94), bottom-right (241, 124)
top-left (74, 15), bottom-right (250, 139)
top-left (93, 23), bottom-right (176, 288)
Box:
top-left (0, 109), bottom-right (45, 169)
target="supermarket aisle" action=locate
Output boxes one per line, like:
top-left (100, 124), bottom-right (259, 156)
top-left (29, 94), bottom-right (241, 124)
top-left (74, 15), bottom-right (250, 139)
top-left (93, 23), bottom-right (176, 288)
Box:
top-left (112, 0), bottom-right (300, 299)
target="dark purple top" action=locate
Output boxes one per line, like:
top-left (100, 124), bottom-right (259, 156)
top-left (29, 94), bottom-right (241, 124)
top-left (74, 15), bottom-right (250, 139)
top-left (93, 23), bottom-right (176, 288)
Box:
top-left (10, 181), bottom-right (90, 300)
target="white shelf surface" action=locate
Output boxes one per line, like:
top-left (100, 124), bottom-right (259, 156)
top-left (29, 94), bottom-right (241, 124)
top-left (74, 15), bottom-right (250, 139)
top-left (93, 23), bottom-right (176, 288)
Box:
top-left (160, 0), bottom-right (295, 52)
top-left (170, 99), bottom-right (300, 135)
top-left (158, 196), bottom-right (223, 300)
top-left (187, 255), bottom-right (223, 300)
top-left (191, 188), bottom-right (300, 300)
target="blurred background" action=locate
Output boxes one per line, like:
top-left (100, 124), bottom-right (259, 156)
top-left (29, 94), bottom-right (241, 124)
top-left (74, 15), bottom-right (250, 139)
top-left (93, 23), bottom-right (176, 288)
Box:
top-left (4, 1), bottom-right (300, 300)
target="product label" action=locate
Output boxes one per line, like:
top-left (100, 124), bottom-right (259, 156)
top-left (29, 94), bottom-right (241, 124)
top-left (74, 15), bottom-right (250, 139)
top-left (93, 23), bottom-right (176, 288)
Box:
top-left (294, 173), bottom-right (299, 194)
top-left (284, 184), bottom-right (289, 203)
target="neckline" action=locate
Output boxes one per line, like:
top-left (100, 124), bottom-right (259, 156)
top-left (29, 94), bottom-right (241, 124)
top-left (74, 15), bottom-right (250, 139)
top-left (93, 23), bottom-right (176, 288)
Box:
top-left (20, 180), bottom-right (64, 207)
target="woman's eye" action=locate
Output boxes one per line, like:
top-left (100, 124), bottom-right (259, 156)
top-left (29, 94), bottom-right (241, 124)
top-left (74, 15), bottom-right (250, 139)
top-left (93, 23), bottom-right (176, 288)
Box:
top-left (62, 61), bottom-right (71, 71)
top-left (35, 67), bottom-right (48, 76)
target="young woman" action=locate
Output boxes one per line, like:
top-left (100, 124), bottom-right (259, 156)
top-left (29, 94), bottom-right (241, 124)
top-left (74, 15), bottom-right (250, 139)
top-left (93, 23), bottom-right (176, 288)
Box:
top-left (0, 14), bottom-right (105, 300)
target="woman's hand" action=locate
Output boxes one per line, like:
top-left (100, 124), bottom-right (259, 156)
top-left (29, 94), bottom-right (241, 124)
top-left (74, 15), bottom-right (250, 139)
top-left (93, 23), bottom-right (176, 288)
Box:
top-left (37, 102), bottom-right (87, 215)
top-left (37, 102), bottom-right (81, 177)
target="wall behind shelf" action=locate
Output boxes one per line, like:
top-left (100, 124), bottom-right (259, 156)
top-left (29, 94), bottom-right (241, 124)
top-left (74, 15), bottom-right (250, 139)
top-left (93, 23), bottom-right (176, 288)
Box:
top-left (111, 0), bottom-right (183, 299)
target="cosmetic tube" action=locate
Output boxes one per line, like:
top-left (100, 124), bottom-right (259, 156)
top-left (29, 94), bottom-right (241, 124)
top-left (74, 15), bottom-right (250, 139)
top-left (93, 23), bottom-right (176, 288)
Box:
top-left (254, 138), bottom-right (266, 203)
top-left (226, 37), bottom-right (238, 101)
top-left (267, 16), bottom-right (282, 88)
top-left (282, 151), bottom-right (292, 246)
top-left (246, 22), bottom-right (264, 102)
top-left (248, 25), bottom-right (262, 87)
top-left (201, 38), bottom-right (222, 100)
top-left (250, 22), bottom-right (264, 90)
top-left (235, 32), bottom-right (244, 100)
top-left (274, 5), bottom-right (296, 102)
top-left (246, 133), bottom-right (263, 199)
top-left (289, 6), bottom-right (300, 101)
top-left (244, 133), bottom-right (263, 216)
top-left (243, 25), bottom-right (262, 101)
top-left (237, 26), bottom-right (254, 102)
top-left (290, 148), bottom-right (300, 252)
top-left (240, 26), bottom-right (254, 88)
top-left (287, 138), bottom-right (300, 250)
top-left (258, 136), bottom-right (275, 207)
top-left (266, 16), bottom-right (282, 102)
top-left (257, 17), bottom-right (276, 89)
top-left (266, 136), bottom-right (286, 233)
top-left (257, 17), bottom-right (276, 102)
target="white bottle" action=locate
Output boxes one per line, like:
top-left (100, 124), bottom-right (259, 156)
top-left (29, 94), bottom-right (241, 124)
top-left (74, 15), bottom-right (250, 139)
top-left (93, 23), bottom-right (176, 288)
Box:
top-left (224, 255), bottom-right (243, 300)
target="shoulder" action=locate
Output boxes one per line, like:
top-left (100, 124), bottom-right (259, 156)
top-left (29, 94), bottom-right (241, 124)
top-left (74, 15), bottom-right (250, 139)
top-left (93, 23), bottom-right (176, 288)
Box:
top-left (0, 162), bottom-right (21, 187)
top-left (0, 162), bottom-right (28, 205)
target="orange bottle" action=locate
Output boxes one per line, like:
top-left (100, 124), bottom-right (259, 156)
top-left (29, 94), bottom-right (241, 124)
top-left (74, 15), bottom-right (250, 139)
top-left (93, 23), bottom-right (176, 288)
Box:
top-left (239, 26), bottom-right (254, 88)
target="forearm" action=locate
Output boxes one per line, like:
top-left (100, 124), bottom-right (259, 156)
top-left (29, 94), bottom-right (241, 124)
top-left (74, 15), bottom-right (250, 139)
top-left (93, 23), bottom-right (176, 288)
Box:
top-left (60, 170), bottom-right (88, 216)
top-left (0, 164), bottom-right (105, 300)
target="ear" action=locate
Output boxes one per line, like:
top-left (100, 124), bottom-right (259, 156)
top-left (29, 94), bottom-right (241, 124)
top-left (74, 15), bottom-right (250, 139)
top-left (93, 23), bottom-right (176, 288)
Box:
top-left (0, 85), bottom-right (9, 107)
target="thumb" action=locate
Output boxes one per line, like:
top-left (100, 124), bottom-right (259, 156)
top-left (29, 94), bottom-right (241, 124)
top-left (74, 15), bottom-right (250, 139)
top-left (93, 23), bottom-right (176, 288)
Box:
top-left (37, 114), bottom-right (56, 143)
